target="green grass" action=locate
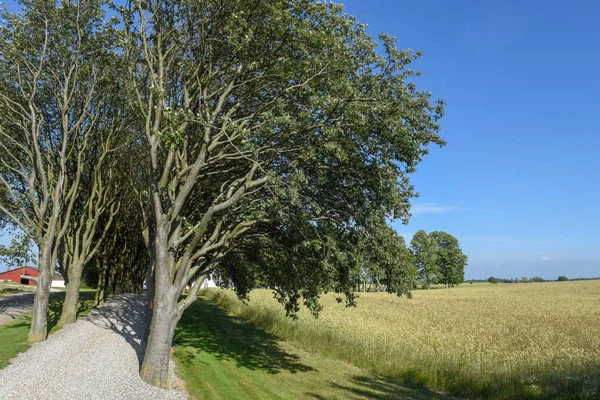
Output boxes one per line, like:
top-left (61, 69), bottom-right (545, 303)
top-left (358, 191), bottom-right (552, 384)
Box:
top-left (0, 291), bottom-right (96, 370)
top-left (173, 296), bottom-right (448, 400)
top-left (202, 284), bottom-right (600, 399)
top-left (0, 282), bottom-right (35, 296)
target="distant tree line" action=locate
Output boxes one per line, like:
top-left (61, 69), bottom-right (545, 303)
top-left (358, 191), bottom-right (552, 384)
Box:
top-left (353, 229), bottom-right (468, 292)
top-left (478, 275), bottom-right (575, 284)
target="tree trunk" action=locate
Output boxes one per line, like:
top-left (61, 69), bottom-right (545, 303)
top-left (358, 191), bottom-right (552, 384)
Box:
top-left (109, 266), bottom-right (117, 296)
top-left (144, 263), bottom-right (155, 342)
top-left (95, 261), bottom-right (107, 305)
top-left (139, 287), bottom-right (179, 388)
top-left (59, 262), bottom-right (83, 326)
top-left (28, 248), bottom-right (53, 343)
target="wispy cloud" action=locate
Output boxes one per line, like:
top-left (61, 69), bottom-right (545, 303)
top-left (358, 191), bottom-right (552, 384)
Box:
top-left (541, 257), bottom-right (552, 262)
top-left (410, 203), bottom-right (500, 216)
top-left (410, 203), bottom-right (461, 215)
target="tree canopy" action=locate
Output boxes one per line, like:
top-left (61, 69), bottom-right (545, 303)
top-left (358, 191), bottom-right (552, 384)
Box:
top-left (429, 231), bottom-right (468, 288)
top-left (1, 0), bottom-right (448, 387)
top-left (411, 230), bottom-right (439, 289)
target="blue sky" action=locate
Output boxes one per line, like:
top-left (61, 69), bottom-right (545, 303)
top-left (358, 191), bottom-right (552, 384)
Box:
top-left (1, 0), bottom-right (599, 279)
top-left (338, 0), bottom-right (600, 279)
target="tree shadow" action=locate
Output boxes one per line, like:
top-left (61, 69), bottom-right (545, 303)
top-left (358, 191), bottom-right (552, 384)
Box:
top-left (0, 293), bottom-right (35, 322)
top-left (312, 374), bottom-right (451, 400)
top-left (46, 292), bottom-right (96, 334)
top-left (174, 298), bottom-right (314, 375)
top-left (83, 294), bottom-right (147, 366)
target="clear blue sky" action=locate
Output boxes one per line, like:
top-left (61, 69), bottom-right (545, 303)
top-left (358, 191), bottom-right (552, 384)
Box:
top-left (338, 0), bottom-right (600, 280)
top-left (1, 0), bottom-right (599, 279)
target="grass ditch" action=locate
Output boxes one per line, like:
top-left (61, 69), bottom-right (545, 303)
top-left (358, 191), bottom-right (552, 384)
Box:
top-left (201, 282), bottom-right (600, 399)
top-left (0, 291), bottom-right (96, 370)
top-left (173, 296), bottom-right (449, 400)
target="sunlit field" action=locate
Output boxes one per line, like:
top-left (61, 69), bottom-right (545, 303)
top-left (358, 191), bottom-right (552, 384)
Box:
top-left (202, 281), bottom-right (600, 399)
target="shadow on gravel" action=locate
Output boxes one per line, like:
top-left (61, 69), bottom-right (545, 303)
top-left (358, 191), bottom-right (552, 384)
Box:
top-left (0, 293), bottom-right (34, 322)
top-left (85, 295), bottom-right (147, 366)
top-left (174, 298), bottom-right (314, 374)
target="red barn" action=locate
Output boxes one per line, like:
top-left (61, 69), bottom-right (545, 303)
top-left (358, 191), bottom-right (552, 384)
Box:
top-left (0, 266), bottom-right (38, 286)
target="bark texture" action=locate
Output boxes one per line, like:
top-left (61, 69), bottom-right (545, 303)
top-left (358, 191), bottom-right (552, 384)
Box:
top-left (28, 248), bottom-right (53, 343)
top-left (59, 264), bottom-right (82, 326)
top-left (139, 282), bottom-right (178, 388)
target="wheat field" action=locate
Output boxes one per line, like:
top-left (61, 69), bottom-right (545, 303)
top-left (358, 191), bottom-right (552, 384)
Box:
top-left (202, 281), bottom-right (600, 398)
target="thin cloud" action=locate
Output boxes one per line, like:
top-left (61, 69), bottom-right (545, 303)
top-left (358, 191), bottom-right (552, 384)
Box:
top-left (541, 257), bottom-right (552, 262)
top-left (410, 203), bottom-right (501, 216)
top-left (410, 203), bottom-right (460, 215)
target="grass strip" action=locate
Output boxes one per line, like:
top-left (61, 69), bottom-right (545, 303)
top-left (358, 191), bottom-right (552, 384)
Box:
top-left (173, 296), bottom-right (448, 400)
top-left (0, 291), bottom-right (96, 370)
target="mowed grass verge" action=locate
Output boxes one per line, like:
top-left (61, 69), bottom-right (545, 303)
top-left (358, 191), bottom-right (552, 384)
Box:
top-left (0, 291), bottom-right (96, 370)
top-left (0, 282), bottom-right (36, 296)
top-left (202, 281), bottom-right (600, 399)
top-left (173, 297), bottom-right (449, 400)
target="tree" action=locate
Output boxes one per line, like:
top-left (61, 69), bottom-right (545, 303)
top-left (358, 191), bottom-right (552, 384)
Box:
top-left (57, 127), bottom-right (124, 326)
top-left (557, 276), bottom-right (568, 282)
top-left (410, 230), bottom-right (439, 289)
top-left (348, 221), bottom-right (416, 294)
top-left (119, 0), bottom-right (445, 387)
top-left (0, 0), bottom-right (118, 341)
top-left (0, 230), bottom-right (35, 271)
top-left (488, 276), bottom-right (499, 284)
top-left (430, 231), bottom-right (467, 288)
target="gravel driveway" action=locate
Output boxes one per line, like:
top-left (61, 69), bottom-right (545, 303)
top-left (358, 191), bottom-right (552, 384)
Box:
top-left (0, 289), bottom-right (74, 326)
top-left (0, 294), bottom-right (187, 400)
top-left (0, 292), bottom-right (35, 325)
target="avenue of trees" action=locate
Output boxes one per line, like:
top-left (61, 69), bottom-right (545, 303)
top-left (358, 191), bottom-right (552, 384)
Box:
top-left (0, 0), bottom-right (451, 388)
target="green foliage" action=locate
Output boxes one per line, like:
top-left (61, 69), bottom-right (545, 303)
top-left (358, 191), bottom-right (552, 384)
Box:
top-left (429, 231), bottom-right (467, 287)
top-left (356, 223), bottom-right (417, 297)
top-left (120, 0), bottom-right (448, 315)
top-left (410, 230), bottom-right (439, 289)
top-left (557, 276), bottom-right (568, 282)
top-left (0, 230), bottom-right (35, 271)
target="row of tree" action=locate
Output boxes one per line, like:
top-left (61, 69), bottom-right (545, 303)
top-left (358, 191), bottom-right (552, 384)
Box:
top-left (351, 229), bottom-right (467, 292)
top-left (0, 0), bottom-right (447, 389)
top-left (487, 276), bottom-right (568, 284)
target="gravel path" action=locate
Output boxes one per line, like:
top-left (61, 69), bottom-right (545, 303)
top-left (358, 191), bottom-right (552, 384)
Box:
top-left (0, 292), bottom-right (35, 325)
top-left (0, 294), bottom-right (188, 400)
top-left (0, 289), bottom-right (64, 325)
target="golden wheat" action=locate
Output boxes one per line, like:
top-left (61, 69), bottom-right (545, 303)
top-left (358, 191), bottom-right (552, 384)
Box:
top-left (203, 281), bottom-right (600, 398)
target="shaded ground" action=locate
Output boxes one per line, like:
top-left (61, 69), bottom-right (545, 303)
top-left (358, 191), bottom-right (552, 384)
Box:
top-left (0, 293), bottom-right (35, 325)
top-left (174, 297), bottom-right (450, 399)
top-left (0, 289), bottom-right (63, 326)
top-left (0, 294), bottom-right (186, 400)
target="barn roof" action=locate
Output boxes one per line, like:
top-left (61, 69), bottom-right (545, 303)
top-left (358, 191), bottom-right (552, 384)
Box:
top-left (0, 266), bottom-right (38, 274)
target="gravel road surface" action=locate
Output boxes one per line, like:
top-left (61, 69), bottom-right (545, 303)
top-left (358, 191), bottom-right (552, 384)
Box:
top-left (0, 292), bottom-right (35, 325)
top-left (0, 294), bottom-right (187, 400)
top-left (0, 289), bottom-right (69, 325)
